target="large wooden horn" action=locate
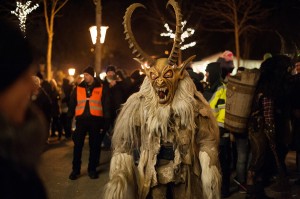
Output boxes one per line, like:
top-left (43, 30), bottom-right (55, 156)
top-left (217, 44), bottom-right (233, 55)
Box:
top-left (166, 0), bottom-right (182, 66)
top-left (123, 3), bottom-right (155, 66)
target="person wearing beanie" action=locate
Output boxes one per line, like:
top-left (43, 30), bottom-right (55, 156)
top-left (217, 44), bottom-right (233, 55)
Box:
top-left (83, 66), bottom-right (95, 77)
top-left (106, 65), bottom-right (116, 73)
top-left (216, 50), bottom-right (235, 81)
top-left (68, 66), bottom-right (109, 180)
top-left (101, 64), bottom-right (125, 149)
top-left (204, 61), bottom-right (231, 198)
top-left (204, 62), bottom-right (222, 92)
top-left (0, 19), bottom-right (48, 198)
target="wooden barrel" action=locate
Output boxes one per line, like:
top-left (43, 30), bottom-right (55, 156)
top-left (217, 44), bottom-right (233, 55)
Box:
top-left (225, 69), bottom-right (260, 133)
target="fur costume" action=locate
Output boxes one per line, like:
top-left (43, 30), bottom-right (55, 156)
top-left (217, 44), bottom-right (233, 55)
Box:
top-left (103, 1), bottom-right (221, 198)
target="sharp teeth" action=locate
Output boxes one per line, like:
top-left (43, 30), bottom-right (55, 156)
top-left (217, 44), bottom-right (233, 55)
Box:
top-left (158, 87), bottom-right (167, 92)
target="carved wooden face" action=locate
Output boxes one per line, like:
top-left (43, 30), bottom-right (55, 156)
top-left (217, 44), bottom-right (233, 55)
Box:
top-left (144, 58), bottom-right (186, 105)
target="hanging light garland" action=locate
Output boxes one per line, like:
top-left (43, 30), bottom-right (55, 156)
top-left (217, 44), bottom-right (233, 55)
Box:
top-left (160, 20), bottom-right (196, 50)
top-left (11, 1), bottom-right (39, 33)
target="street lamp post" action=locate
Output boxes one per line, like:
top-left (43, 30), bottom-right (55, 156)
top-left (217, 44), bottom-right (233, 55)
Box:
top-left (92, 0), bottom-right (103, 76)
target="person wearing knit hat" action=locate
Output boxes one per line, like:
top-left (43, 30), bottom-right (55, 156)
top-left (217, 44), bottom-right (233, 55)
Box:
top-left (205, 62), bottom-right (222, 87)
top-left (83, 66), bottom-right (95, 77)
top-left (68, 64), bottom-right (109, 180)
top-left (101, 65), bottom-right (124, 149)
top-left (217, 50), bottom-right (235, 80)
top-left (106, 65), bottom-right (116, 73)
top-left (0, 19), bottom-right (48, 198)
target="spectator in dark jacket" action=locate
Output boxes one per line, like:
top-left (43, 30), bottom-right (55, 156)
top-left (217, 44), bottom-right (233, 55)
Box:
top-left (68, 67), bottom-right (110, 180)
top-left (31, 76), bottom-right (52, 133)
top-left (49, 79), bottom-right (62, 139)
top-left (102, 65), bottom-right (124, 148)
top-left (186, 66), bottom-right (204, 93)
top-left (128, 69), bottom-right (146, 95)
top-left (60, 78), bottom-right (74, 139)
top-left (116, 69), bottom-right (132, 101)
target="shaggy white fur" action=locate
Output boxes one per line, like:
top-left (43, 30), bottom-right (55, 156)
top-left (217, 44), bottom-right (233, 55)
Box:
top-left (104, 72), bottom-right (221, 198)
top-left (199, 151), bottom-right (221, 199)
top-left (103, 153), bottom-right (137, 199)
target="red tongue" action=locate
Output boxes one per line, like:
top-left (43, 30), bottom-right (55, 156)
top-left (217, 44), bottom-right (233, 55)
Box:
top-left (159, 91), bottom-right (165, 99)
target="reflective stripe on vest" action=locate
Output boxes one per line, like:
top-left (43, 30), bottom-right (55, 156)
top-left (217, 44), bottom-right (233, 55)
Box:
top-left (75, 86), bottom-right (103, 116)
top-left (209, 83), bottom-right (226, 125)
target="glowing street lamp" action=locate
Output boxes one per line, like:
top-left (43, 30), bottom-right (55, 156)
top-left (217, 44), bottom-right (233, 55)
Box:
top-left (68, 68), bottom-right (76, 76)
top-left (89, 26), bottom-right (108, 44)
top-left (89, 25), bottom-right (108, 75)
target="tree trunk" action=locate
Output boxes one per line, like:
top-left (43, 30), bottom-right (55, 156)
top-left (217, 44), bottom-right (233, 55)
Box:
top-left (43, 0), bottom-right (69, 80)
top-left (233, 7), bottom-right (240, 68)
top-left (235, 29), bottom-right (240, 68)
top-left (47, 33), bottom-right (53, 80)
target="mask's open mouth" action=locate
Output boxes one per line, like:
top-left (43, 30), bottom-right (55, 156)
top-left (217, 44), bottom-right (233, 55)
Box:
top-left (157, 87), bottom-right (169, 100)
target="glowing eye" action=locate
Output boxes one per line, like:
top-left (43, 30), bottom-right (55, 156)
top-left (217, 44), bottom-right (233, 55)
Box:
top-left (150, 72), bottom-right (158, 80)
top-left (164, 70), bottom-right (173, 78)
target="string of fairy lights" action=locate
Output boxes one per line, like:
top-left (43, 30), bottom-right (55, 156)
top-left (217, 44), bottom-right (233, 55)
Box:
top-left (160, 20), bottom-right (196, 50)
top-left (11, 1), bottom-right (39, 33)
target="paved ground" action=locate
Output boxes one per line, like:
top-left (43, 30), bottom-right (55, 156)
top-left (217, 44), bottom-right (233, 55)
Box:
top-left (38, 137), bottom-right (300, 199)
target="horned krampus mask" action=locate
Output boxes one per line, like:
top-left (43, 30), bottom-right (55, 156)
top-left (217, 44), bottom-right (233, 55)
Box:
top-left (123, 0), bottom-right (196, 105)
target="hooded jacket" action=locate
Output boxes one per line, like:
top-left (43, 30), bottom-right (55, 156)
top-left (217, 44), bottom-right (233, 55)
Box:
top-left (204, 62), bottom-right (226, 127)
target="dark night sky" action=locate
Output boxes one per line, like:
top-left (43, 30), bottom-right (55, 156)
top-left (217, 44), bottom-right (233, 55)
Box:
top-left (2, 0), bottom-right (300, 74)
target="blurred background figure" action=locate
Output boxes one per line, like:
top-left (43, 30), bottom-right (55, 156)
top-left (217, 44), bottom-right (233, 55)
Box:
top-left (36, 71), bottom-right (52, 98)
top-left (31, 75), bottom-right (52, 135)
top-left (0, 19), bottom-right (48, 198)
top-left (186, 63), bottom-right (204, 92)
top-left (116, 69), bottom-right (132, 101)
top-left (246, 55), bottom-right (293, 198)
top-left (60, 78), bottom-right (74, 140)
top-left (128, 69), bottom-right (145, 95)
top-left (217, 50), bottom-right (235, 82)
top-left (291, 57), bottom-right (300, 185)
top-left (49, 79), bottom-right (63, 139)
top-left (102, 65), bottom-right (124, 149)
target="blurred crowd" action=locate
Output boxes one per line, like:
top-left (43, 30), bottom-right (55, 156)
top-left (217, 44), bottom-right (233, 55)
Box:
top-left (31, 66), bottom-right (146, 142)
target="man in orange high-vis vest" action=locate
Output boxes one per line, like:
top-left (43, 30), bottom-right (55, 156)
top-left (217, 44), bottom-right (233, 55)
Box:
top-left (68, 66), bottom-right (109, 180)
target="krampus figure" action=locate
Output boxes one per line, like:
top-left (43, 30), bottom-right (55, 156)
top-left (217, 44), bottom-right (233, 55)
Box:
top-left (103, 1), bottom-right (221, 198)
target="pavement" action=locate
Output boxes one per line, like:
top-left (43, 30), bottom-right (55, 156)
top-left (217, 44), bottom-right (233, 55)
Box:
top-left (38, 137), bottom-right (300, 199)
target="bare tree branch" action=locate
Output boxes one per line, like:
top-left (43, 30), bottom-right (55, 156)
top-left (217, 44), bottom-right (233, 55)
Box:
top-left (196, 0), bottom-right (271, 66)
top-left (43, 0), bottom-right (69, 80)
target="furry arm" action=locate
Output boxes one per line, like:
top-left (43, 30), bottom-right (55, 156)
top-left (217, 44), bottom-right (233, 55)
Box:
top-left (103, 153), bottom-right (137, 199)
top-left (199, 151), bottom-right (221, 199)
top-left (196, 93), bottom-right (221, 199)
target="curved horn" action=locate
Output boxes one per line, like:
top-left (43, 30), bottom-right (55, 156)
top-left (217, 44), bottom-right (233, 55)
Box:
top-left (123, 3), bottom-right (155, 66)
top-left (166, 0), bottom-right (183, 66)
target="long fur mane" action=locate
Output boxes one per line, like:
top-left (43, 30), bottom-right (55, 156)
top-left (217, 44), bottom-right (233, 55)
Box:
top-left (112, 71), bottom-right (199, 152)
